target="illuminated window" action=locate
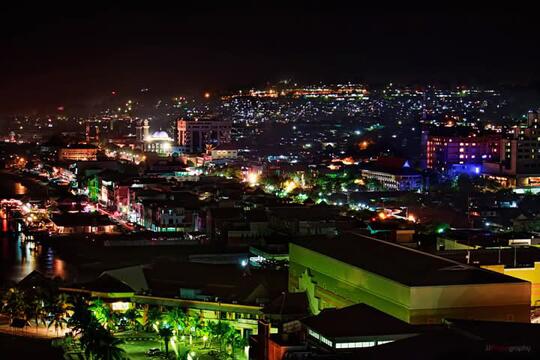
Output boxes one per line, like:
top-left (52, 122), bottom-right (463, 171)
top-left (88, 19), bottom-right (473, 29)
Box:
top-left (308, 329), bottom-right (320, 340)
top-left (320, 336), bottom-right (333, 347)
top-left (336, 341), bottom-right (376, 349)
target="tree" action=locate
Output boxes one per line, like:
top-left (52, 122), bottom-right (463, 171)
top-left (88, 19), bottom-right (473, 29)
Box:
top-left (123, 307), bottom-right (143, 331)
top-left (27, 294), bottom-right (47, 333)
top-left (158, 326), bottom-right (174, 356)
top-left (89, 298), bottom-right (112, 329)
top-left (68, 296), bottom-right (93, 335)
top-left (82, 320), bottom-right (126, 360)
top-left (226, 330), bottom-right (248, 356)
top-left (163, 307), bottom-right (186, 335)
top-left (2, 287), bottom-right (26, 323)
top-left (95, 334), bottom-right (127, 360)
top-left (208, 321), bottom-right (234, 352)
top-left (185, 314), bottom-right (204, 345)
top-left (145, 306), bottom-right (163, 331)
top-left (46, 293), bottom-right (70, 336)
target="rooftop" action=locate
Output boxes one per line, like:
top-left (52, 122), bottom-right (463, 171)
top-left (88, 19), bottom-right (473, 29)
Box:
top-left (292, 232), bottom-right (527, 286)
top-left (76, 274), bottom-right (135, 293)
top-left (302, 303), bottom-right (418, 339)
top-left (51, 213), bottom-right (115, 227)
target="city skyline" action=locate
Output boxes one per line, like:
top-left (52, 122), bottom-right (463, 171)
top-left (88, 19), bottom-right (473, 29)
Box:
top-left (4, 5), bottom-right (540, 360)
top-left (2, 4), bottom-right (540, 113)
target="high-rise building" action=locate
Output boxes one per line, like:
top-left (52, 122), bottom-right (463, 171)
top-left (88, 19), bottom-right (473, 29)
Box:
top-left (85, 121), bottom-right (100, 143)
top-left (176, 118), bottom-right (231, 153)
top-left (424, 128), bottom-right (500, 173)
top-left (484, 110), bottom-right (540, 188)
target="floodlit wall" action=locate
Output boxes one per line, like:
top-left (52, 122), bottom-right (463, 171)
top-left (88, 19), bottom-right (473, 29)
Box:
top-left (483, 262), bottom-right (540, 306)
top-left (289, 243), bottom-right (531, 324)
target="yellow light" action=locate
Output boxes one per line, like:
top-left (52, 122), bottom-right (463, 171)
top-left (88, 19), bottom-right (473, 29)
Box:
top-left (283, 179), bottom-right (298, 194)
top-left (408, 215), bottom-right (416, 223)
top-left (378, 212), bottom-right (386, 220)
top-left (111, 301), bottom-right (130, 311)
top-left (204, 92), bottom-right (211, 99)
top-left (246, 172), bottom-right (259, 186)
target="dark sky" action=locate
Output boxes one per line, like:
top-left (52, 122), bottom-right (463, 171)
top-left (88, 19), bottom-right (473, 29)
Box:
top-left (1, 3), bottom-right (539, 113)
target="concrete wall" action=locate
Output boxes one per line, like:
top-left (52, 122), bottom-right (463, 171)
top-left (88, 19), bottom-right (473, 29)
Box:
top-left (483, 262), bottom-right (540, 306)
top-left (289, 243), bottom-right (531, 324)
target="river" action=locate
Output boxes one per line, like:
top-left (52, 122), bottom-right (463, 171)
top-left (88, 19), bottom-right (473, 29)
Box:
top-left (0, 173), bottom-right (70, 285)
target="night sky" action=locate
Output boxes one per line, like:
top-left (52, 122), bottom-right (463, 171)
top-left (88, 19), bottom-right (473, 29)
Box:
top-left (1, 3), bottom-right (539, 113)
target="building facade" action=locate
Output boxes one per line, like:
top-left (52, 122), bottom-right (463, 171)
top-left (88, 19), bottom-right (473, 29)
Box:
top-left (425, 133), bottom-right (500, 172)
top-left (484, 111), bottom-right (540, 188)
top-left (58, 144), bottom-right (98, 162)
top-left (176, 118), bottom-right (232, 153)
top-left (289, 233), bottom-right (531, 325)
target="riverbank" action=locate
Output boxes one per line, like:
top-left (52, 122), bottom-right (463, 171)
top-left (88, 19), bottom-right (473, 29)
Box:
top-left (0, 169), bottom-right (49, 200)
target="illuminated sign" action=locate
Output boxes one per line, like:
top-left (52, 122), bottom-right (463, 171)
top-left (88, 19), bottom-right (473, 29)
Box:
top-left (111, 302), bottom-right (130, 311)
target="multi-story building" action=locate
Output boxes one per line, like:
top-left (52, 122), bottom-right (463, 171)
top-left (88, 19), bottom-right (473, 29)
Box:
top-left (360, 159), bottom-right (423, 191)
top-left (210, 143), bottom-right (239, 161)
top-left (176, 118), bottom-right (232, 153)
top-left (289, 232), bottom-right (531, 324)
top-left (424, 129), bottom-right (500, 173)
top-left (484, 110), bottom-right (540, 189)
top-left (58, 144), bottom-right (98, 162)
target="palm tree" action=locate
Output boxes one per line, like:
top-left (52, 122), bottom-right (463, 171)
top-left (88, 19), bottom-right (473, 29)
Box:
top-left (89, 298), bottom-right (112, 329)
top-left (208, 321), bottom-right (233, 351)
top-left (158, 326), bottom-right (174, 356)
top-left (2, 287), bottom-right (26, 323)
top-left (46, 293), bottom-right (70, 336)
top-left (82, 321), bottom-right (126, 360)
top-left (186, 314), bottom-right (203, 345)
top-left (123, 307), bottom-right (143, 331)
top-left (145, 306), bottom-right (163, 331)
top-left (28, 295), bottom-right (47, 333)
top-left (68, 296), bottom-right (93, 335)
top-left (163, 307), bottom-right (186, 335)
top-left (228, 330), bottom-right (248, 356)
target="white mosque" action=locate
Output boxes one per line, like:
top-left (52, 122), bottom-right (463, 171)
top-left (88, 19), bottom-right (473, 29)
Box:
top-left (137, 120), bottom-right (173, 156)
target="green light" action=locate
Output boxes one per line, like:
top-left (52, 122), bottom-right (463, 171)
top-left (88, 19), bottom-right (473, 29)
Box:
top-left (436, 223), bottom-right (449, 234)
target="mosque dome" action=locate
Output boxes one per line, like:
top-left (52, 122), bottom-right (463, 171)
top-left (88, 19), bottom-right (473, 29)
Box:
top-left (151, 130), bottom-right (171, 140)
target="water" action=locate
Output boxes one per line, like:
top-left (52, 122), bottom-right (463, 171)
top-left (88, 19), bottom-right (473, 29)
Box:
top-left (0, 173), bottom-right (70, 285)
top-left (0, 233), bottom-right (69, 284)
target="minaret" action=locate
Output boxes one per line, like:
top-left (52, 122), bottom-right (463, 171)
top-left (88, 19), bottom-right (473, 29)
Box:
top-left (143, 119), bottom-right (150, 140)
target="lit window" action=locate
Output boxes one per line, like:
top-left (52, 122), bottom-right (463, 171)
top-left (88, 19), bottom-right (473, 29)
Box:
top-left (308, 329), bottom-right (320, 340)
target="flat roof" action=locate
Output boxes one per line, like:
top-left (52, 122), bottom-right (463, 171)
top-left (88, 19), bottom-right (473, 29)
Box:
top-left (439, 247), bottom-right (540, 268)
top-left (303, 303), bottom-right (418, 339)
top-left (292, 232), bottom-right (527, 286)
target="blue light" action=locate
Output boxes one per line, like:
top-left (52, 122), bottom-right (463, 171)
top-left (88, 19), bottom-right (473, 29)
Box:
top-left (474, 167), bottom-right (480, 174)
